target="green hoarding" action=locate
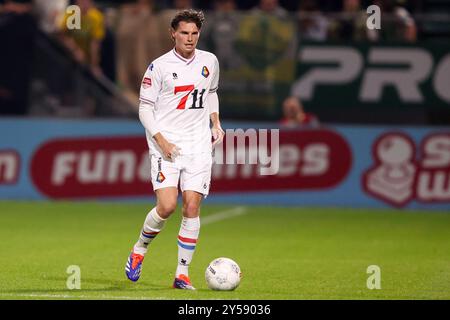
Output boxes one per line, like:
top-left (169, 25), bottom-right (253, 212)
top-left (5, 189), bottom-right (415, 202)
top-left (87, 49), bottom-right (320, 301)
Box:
top-left (201, 11), bottom-right (450, 122)
top-left (293, 42), bottom-right (450, 112)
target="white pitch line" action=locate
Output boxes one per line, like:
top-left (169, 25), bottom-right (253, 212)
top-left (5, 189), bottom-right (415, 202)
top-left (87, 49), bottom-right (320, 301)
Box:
top-left (201, 206), bottom-right (247, 226)
top-left (0, 293), bottom-right (178, 300)
top-left (0, 293), bottom-right (230, 300)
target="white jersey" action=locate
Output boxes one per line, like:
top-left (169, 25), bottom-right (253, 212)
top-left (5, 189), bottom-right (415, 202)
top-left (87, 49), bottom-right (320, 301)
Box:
top-left (140, 48), bottom-right (220, 156)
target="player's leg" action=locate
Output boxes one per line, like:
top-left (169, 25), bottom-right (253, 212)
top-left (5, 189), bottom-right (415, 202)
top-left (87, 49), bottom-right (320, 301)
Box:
top-left (126, 155), bottom-right (180, 282)
top-left (172, 190), bottom-right (203, 290)
top-left (133, 187), bottom-right (178, 255)
top-left (173, 153), bottom-right (212, 290)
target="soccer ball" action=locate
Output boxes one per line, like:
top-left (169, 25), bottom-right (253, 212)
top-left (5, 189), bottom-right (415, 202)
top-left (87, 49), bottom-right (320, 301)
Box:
top-left (205, 257), bottom-right (242, 291)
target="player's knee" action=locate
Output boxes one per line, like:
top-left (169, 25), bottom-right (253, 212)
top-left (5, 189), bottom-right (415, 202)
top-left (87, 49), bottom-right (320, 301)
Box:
top-left (157, 201), bottom-right (177, 218)
top-left (183, 202), bottom-right (200, 217)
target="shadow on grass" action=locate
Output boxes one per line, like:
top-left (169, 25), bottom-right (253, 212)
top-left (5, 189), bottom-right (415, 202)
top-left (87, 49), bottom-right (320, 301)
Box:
top-left (3, 276), bottom-right (174, 294)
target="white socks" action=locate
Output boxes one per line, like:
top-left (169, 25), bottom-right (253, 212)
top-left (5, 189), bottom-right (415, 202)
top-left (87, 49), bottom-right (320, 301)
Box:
top-left (176, 216), bottom-right (200, 277)
top-left (133, 207), bottom-right (166, 255)
top-left (133, 210), bottom-right (200, 278)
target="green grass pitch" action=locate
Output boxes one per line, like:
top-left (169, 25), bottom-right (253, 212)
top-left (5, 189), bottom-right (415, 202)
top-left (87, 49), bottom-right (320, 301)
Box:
top-left (0, 201), bottom-right (449, 300)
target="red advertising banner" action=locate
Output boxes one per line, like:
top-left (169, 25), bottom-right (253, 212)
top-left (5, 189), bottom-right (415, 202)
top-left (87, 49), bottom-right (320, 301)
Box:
top-left (31, 136), bottom-right (152, 198)
top-left (30, 130), bottom-right (352, 199)
top-left (212, 129), bottom-right (352, 192)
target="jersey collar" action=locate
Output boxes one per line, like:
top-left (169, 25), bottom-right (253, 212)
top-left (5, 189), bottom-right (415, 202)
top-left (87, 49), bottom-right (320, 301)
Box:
top-left (173, 48), bottom-right (196, 65)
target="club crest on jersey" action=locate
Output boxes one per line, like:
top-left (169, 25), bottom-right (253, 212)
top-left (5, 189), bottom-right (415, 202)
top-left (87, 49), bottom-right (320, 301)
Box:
top-left (201, 66), bottom-right (210, 78)
top-left (142, 77), bottom-right (152, 89)
top-left (156, 171), bottom-right (166, 183)
top-left (149, 63), bottom-right (154, 71)
top-left (173, 73), bottom-right (178, 80)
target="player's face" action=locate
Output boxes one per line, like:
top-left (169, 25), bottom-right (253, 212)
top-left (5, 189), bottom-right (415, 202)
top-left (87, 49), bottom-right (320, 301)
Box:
top-left (172, 21), bottom-right (200, 58)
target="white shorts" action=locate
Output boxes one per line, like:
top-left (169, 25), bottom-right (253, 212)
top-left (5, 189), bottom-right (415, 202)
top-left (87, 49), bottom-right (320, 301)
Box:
top-left (150, 153), bottom-right (213, 197)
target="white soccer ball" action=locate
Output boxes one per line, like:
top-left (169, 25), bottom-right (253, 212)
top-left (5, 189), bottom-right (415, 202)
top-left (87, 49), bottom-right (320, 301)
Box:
top-left (205, 257), bottom-right (242, 291)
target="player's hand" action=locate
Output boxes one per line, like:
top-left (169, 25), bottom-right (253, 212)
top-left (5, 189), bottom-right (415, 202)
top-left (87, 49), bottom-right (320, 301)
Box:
top-left (211, 126), bottom-right (225, 147)
top-left (154, 133), bottom-right (180, 161)
top-left (162, 142), bottom-right (181, 161)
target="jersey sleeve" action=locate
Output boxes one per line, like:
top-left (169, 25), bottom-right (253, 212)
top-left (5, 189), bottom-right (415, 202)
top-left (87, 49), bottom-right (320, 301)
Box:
top-left (139, 62), bottom-right (163, 105)
top-left (209, 56), bottom-right (220, 93)
top-left (207, 91), bottom-right (219, 115)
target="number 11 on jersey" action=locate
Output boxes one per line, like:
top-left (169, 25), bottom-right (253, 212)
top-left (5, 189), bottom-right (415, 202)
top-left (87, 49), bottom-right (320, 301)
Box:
top-left (175, 85), bottom-right (205, 110)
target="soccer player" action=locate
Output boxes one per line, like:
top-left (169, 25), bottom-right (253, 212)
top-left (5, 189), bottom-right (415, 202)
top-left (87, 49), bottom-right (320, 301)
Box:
top-left (125, 9), bottom-right (224, 290)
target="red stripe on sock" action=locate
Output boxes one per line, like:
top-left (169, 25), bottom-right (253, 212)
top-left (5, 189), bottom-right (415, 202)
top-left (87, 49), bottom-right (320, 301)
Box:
top-left (178, 235), bottom-right (197, 243)
top-left (143, 231), bottom-right (159, 235)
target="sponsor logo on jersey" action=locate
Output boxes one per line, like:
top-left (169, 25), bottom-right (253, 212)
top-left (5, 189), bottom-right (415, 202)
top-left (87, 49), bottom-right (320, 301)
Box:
top-left (142, 77), bottom-right (152, 89)
top-left (201, 66), bottom-right (209, 78)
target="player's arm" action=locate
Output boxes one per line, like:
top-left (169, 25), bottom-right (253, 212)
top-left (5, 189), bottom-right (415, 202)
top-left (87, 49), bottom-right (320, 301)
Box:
top-left (209, 57), bottom-right (224, 146)
top-left (208, 92), bottom-right (224, 146)
top-left (139, 101), bottom-right (180, 160)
